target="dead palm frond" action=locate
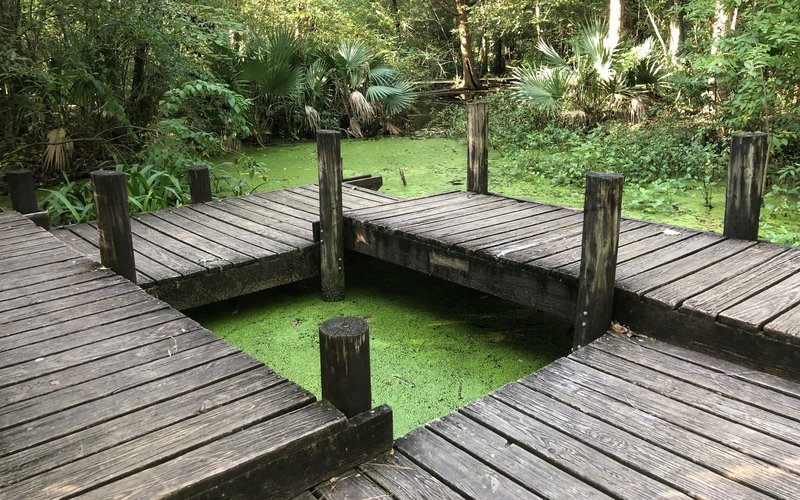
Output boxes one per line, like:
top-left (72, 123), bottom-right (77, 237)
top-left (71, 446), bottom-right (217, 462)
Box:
top-left (304, 105), bottom-right (321, 132)
top-left (43, 128), bottom-right (73, 175)
top-left (349, 90), bottom-right (374, 123)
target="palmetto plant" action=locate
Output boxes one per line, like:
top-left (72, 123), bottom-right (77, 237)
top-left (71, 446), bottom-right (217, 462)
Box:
top-left (512, 21), bottom-right (669, 123)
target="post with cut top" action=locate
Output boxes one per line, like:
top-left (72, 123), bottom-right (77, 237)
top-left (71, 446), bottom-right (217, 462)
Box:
top-left (6, 169), bottom-right (40, 214)
top-left (317, 129), bottom-right (345, 301)
top-left (319, 316), bottom-right (371, 418)
top-left (574, 172), bottom-right (623, 350)
top-left (467, 101), bottom-right (488, 194)
top-left (723, 132), bottom-right (769, 241)
top-left (187, 164), bottom-right (213, 204)
top-left (91, 170), bottom-right (137, 284)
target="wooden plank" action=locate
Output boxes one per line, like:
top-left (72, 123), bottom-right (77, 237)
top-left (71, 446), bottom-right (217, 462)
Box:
top-left (130, 215), bottom-right (231, 270)
top-left (591, 335), bottom-right (800, 420)
top-left (234, 195), bottom-right (317, 227)
top-left (248, 191), bottom-right (319, 222)
top-left (0, 350), bottom-right (262, 455)
top-left (572, 345), bottom-right (800, 443)
top-left (0, 225), bottom-right (46, 245)
top-left (414, 203), bottom-right (561, 241)
top-left (617, 238), bottom-right (756, 297)
top-left (138, 211), bottom-right (256, 264)
top-left (0, 237), bottom-right (62, 259)
top-left (633, 336), bottom-right (800, 399)
top-left (154, 207), bottom-right (277, 259)
top-left (0, 258), bottom-right (99, 295)
top-left (1, 289), bottom-right (147, 339)
top-left (461, 398), bottom-right (688, 499)
top-left (538, 357), bottom-right (800, 474)
top-left (608, 232), bottom-right (721, 281)
top-left (395, 427), bottom-right (542, 498)
top-left (428, 413), bottom-right (610, 499)
top-left (643, 242), bottom-right (789, 309)
top-left (0, 367), bottom-right (284, 487)
top-left (764, 302), bottom-right (800, 340)
top-left (0, 340), bottom-right (237, 432)
top-left (347, 192), bottom-right (465, 220)
top-left (0, 325), bottom-right (212, 403)
top-left (679, 248), bottom-right (800, 319)
top-left (0, 267), bottom-right (116, 312)
top-left (491, 383), bottom-right (769, 500)
top-left (717, 270), bottom-right (800, 332)
top-left (353, 195), bottom-right (476, 226)
top-left (312, 470), bottom-right (390, 499)
top-left (376, 196), bottom-right (515, 231)
top-left (0, 245), bottom-right (82, 274)
top-left (457, 212), bottom-right (582, 253)
top-left (296, 184), bottom-right (373, 209)
top-left (189, 202), bottom-right (307, 250)
top-left (0, 306), bottom-right (182, 369)
top-left (80, 403), bottom-right (392, 500)
top-left (4, 383), bottom-right (316, 498)
top-left (222, 197), bottom-right (316, 238)
top-left (257, 189), bottom-right (322, 216)
top-left (74, 222), bottom-right (189, 282)
top-left (360, 451), bottom-right (464, 500)
top-left (0, 277), bottom-right (133, 324)
top-left (521, 362), bottom-right (800, 500)
top-left (342, 184), bottom-right (399, 202)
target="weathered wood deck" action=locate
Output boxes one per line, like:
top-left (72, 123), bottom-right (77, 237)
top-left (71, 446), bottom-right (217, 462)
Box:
top-left (52, 184), bottom-right (399, 309)
top-left (308, 333), bottom-right (800, 499)
top-left (345, 191), bottom-right (800, 370)
top-left (0, 210), bottom-right (392, 498)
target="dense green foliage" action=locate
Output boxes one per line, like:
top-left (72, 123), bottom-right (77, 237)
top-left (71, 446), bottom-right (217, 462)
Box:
top-left (1, 0), bottom-right (799, 234)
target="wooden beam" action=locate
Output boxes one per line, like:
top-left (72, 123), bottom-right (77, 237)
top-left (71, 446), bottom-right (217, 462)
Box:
top-left (91, 170), bottom-right (137, 284)
top-left (724, 132), bottom-right (769, 241)
top-left (574, 172), bottom-right (623, 349)
top-left (467, 102), bottom-right (488, 194)
top-left (317, 130), bottom-right (345, 301)
top-left (319, 316), bottom-right (372, 418)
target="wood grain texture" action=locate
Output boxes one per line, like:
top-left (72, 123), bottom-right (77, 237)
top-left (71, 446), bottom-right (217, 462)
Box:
top-left (360, 451), bottom-right (465, 500)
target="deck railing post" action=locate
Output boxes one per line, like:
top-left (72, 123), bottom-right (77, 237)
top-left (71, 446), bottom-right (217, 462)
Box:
top-left (574, 172), bottom-right (623, 350)
top-left (467, 102), bottom-right (488, 194)
top-left (6, 168), bottom-right (40, 214)
top-left (187, 164), bottom-right (213, 204)
top-left (317, 129), bottom-right (345, 301)
top-left (319, 316), bottom-right (371, 418)
top-left (91, 170), bottom-right (137, 284)
top-left (723, 132), bottom-right (769, 241)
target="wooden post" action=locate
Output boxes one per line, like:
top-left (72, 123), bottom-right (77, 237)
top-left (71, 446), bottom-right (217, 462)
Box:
top-left (317, 130), bottom-right (344, 301)
top-left (187, 164), bottom-right (213, 204)
top-left (467, 101), bottom-right (488, 194)
top-left (574, 172), bottom-right (623, 350)
top-left (91, 170), bottom-right (137, 284)
top-left (723, 132), bottom-right (769, 241)
top-left (5, 169), bottom-right (39, 214)
top-left (319, 316), bottom-right (371, 418)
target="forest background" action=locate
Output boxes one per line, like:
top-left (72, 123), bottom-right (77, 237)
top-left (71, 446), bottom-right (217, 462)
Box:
top-left (1, 0), bottom-right (799, 243)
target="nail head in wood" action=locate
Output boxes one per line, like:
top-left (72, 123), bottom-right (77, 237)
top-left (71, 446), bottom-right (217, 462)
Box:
top-left (319, 316), bottom-right (371, 418)
top-left (91, 170), bottom-right (137, 284)
top-left (574, 172), bottom-right (623, 350)
top-left (317, 130), bottom-right (345, 301)
top-left (187, 164), bottom-right (213, 204)
top-left (6, 168), bottom-right (40, 214)
top-left (724, 132), bottom-right (769, 241)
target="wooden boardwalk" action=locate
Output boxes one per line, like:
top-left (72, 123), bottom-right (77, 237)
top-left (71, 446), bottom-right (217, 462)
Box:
top-left (306, 333), bottom-right (800, 500)
top-left (52, 184), bottom-right (398, 309)
top-left (0, 210), bottom-right (392, 498)
top-left (345, 191), bottom-right (800, 370)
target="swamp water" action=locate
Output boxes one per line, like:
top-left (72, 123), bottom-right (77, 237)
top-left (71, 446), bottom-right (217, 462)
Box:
top-left (188, 256), bottom-right (570, 436)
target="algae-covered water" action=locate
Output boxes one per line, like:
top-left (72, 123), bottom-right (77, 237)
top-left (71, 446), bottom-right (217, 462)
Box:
top-left (189, 256), bottom-right (571, 436)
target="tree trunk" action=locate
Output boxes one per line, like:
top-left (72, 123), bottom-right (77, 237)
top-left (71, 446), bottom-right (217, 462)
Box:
top-left (491, 36), bottom-right (505, 76)
top-left (454, 0), bottom-right (480, 89)
top-left (1, 0), bottom-right (22, 144)
top-left (608, 0), bottom-right (622, 48)
top-left (128, 44), bottom-right (150, 127)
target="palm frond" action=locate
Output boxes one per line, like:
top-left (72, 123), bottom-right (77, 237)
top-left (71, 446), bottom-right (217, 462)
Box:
top-left (511, 65), bottom-right (571, 116)
top-left (536, 40), bottom-right (567, 68)
top-left (349, 90), bottom-right (374, 123)
top-left (365, 82), bottom-right (417, 117)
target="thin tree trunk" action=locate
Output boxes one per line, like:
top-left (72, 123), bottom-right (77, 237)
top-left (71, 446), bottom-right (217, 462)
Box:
top-left (491, 36), bottom-right (505, 76)
top-left (608, 0), bottom-right (622, 48)
top-left (454, 0), bottom-right (480, 89)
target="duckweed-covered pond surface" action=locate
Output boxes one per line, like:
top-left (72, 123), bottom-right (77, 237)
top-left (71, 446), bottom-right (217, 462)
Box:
top-left (189, 257), bottom-right (571, 436)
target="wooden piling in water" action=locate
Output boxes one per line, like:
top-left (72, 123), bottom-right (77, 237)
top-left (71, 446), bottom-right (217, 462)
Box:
top-left (723, 132), bottom-right (769, 241)
top-left (574, 172), bottom-right (623, 350)
top-left (6, 169), bottom-right (40, 214)
top-left (467, 102), bottom-right (488, 194)
top-left (319, 316), bottom-right (371, 418)
top-left (317, 130), bottom-right (345, 301)
top-left (91, 170), bottom-right (137, 284)
top-left (187, 164), bottom-right (213, 204)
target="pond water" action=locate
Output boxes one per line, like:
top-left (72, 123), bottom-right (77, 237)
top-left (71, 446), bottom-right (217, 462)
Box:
top-left (189, 256), bottom-right (570, 436)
